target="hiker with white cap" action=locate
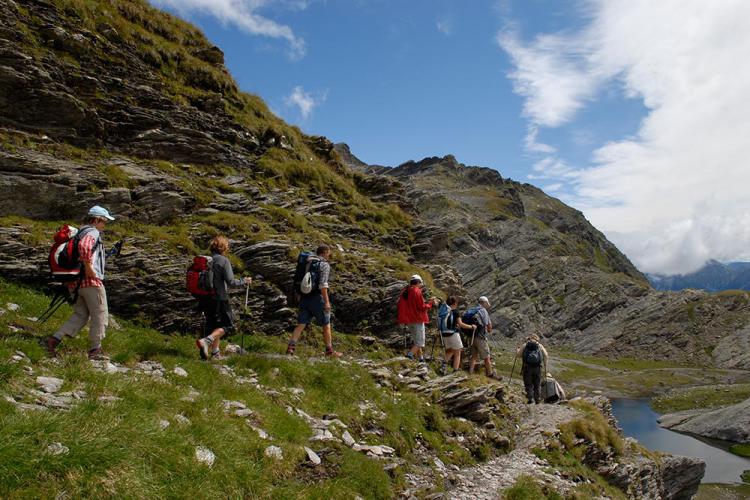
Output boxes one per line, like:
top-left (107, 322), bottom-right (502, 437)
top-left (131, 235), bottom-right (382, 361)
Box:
top-left (46, 206), bottom-right (119, 360)
top-left (397, 274), bottom-right (438, 362)
top-left (465, 296), bottom-right (498, 378)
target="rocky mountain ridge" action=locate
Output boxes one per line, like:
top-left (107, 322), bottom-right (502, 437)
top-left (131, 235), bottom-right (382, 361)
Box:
top-left (649, 260), bottom-right (750, 292)
top-left (335, 146), bottom-right (750, 369)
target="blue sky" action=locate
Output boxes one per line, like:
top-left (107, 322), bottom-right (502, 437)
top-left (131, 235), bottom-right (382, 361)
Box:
top-left (152, 0), bottom-right (750, 275)
top-left (152, 0), bottom-right (640, 182)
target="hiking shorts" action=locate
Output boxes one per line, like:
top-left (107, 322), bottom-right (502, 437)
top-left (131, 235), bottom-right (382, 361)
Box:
top-left (471, 337), bottom-right (491, 360)
top-left (443, 332), bottom-right (463, 350)
top-left (200, 297), bottom-right (235, 335)
top-left (298, 293), bottom-right (331, 326)
top-left (408, 323), bottom-right (426, 347)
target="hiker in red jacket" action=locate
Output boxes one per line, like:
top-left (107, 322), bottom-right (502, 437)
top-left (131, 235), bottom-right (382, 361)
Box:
top-left (397, 274), bottom-right (438, 362)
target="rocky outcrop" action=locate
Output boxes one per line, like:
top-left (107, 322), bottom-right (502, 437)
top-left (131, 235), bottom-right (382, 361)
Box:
top-left (598, 451), bottom-right (705, 500)
top-left (338, 148), bottom-right (750, 368)
top-left (658, 397), bottom-right (750, 444)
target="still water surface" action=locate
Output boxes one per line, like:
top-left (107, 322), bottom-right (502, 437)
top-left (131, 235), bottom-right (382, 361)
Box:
top-left (611, 399), bottom-right (750, 483)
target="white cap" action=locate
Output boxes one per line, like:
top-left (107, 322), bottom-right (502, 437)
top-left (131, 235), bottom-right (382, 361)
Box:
top-left (479, 296), bottom-right (490, 307)
top-left (410, 274), bottom-right (423, 283)
top-left (87, 205), bottom-right (115, 221)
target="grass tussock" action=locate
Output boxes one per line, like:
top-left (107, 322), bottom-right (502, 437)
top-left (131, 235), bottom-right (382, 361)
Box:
top-left (502, 475), bottom-right (563, 500)
top-left (559, 400), bottom-right (624, 459)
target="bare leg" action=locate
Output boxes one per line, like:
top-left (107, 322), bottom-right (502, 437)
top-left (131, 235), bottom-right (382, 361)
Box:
top-left (209, 328), bottom-right (225, 351)
top-left (452, 349), bottom-right (461, 370)
top-left (469, 354), bottom-right (478, 373)
top-left (409, 345), bottom-right (420, 357)
top-left (484, 357), bottom-right (494, 376)
top-left (289, 323), bottom-right (306, 344)
top-left (322, 324), bottom-right (333, 348)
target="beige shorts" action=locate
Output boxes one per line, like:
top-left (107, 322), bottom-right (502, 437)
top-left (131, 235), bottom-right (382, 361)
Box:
top-left (471, 337), bottom-right (491, 360)
top-left (443, 332), bottom-right (463, 350)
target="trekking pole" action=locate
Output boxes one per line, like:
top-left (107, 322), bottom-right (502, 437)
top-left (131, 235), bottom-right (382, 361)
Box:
top-left (241, 283), bottom-right (249, 354)
top-left (509, 352), bottom-right (518, 385)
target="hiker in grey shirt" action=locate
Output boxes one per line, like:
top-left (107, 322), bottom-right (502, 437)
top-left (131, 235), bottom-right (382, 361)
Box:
top-left (468, 296), bottom-right (499, 379)
top-left (196, 236), bottom-right (251, 360)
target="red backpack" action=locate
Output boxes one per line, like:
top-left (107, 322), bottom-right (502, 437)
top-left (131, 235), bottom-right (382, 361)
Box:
top-left (48, 225), bottom-right (84, 282)
top-left (186, 256), bottom-right (215, 297)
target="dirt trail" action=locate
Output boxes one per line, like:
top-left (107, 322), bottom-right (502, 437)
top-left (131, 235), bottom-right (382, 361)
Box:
top-left (439, 403), bottom-right (581, 499)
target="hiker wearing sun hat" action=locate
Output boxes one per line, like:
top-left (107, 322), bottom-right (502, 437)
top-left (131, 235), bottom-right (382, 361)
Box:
top-left (467, 296), bottom-right (498, 378)
top-left (46, 205), bottom-right (118, 360)
top-left (397, 274), bottom-right (438, 362)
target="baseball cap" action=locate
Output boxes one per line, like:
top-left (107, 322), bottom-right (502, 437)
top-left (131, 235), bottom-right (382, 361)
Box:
top-left (88, 205), bottom-right (115, 221)
top-left (479, 296), bottom-right (490, 307)
top-left (410, 274), bottom-right (423, 282)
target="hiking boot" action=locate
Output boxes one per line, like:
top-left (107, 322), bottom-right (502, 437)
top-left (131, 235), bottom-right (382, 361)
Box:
top-left (211, 350), bottom-right (225, 361)
top-left (325, 347), bottom-right (342, 358)
top-left (45, 336), bottom-right (60, 357)
top-left (196, 338), bottom-right (211, 360)
top-left (286, 342), bottom-right (296, 355)
top-left (405, 352), bottom-right (414, 360)
top-left (87, 348), bottom-right (108, 361)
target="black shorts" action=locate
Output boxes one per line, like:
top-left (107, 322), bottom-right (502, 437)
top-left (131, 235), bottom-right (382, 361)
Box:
top-left (198, 297), bottom-right (235, 335)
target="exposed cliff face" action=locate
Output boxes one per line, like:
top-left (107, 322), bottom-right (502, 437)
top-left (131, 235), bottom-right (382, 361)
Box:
top-left (335, 147), bottom-right (750, 369)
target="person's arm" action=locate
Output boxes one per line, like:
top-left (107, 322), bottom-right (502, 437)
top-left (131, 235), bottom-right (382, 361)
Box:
top-left (319, 262), bottom-right (331, 311)
top-left (222, 257), bottom-right (245, 288)
top-left (417, 288), bottom-right (435, 312)
top-left (516, 345), bottom-right (524, 358)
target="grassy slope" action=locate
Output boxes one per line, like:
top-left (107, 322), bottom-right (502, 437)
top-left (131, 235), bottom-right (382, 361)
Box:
top-left (0, 279), bottom-right (476, 498)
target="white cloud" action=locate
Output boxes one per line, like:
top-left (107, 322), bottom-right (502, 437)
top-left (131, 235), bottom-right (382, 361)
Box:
top-left (500, 0), bottom-right (750, 274)
top-left (151, 0), bottom-right (306, 59)
top-left (524, 125), bottom-right (556, 154)
top-left (284, 86), bottom-right (326, 119)
top-left (436, 19), bottom-right (453, 35)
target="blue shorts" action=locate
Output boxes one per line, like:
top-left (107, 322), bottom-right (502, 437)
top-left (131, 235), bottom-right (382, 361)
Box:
top-left (298, 294), bottom-right (331, 326)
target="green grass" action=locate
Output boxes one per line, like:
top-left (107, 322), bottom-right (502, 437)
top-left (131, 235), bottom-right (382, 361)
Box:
top-left (501, 475), bottom-right (563, 500)
top-left (652, 384), bottom-right (750, 413)
top-left (559, 400), bottom-right (624, 458)
top-left (730, 444), bottom-right (750, 458)
top-left (696, 483), bottom-right (750, 500)
top-left (0, 278), bottom-right (480, 498)
top-left (742, 470), bottom-right (750, 483)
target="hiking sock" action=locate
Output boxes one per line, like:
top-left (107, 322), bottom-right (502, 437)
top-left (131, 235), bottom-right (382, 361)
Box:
top-left (211, 349), bottom-right (220, 357)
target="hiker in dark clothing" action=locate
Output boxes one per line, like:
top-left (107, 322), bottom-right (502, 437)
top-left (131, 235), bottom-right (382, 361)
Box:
top-left (286, 244), bottom-right (342, 358)
top-left (196, 236), bottom-right (252, 360)
top-left (516, 334), bottom-right (549, 404)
